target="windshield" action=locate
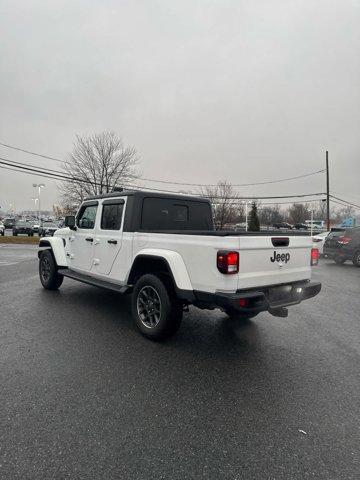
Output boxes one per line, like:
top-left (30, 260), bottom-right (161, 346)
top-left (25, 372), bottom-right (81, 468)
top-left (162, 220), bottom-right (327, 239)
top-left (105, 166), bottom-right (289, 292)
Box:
top-left (328, 231), bottom-right (344, 238)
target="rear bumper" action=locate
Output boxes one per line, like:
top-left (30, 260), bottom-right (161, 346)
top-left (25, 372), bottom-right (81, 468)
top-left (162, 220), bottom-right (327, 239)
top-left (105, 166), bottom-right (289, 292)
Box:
top-left (323, 246), bottom-right (352, 260)
top-left (14, 229), bottom-right (31, 234)
top-left (323, 246), bottom-right (340, 258)
top-left (193, 281), bottom-right (321, 315)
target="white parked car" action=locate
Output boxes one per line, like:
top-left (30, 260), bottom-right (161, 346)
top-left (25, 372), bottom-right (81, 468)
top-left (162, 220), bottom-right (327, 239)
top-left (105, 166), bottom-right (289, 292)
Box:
top-left (37, 190), bottom-right (321, 340)
top-left (312, 231), bottom-right (330, 256)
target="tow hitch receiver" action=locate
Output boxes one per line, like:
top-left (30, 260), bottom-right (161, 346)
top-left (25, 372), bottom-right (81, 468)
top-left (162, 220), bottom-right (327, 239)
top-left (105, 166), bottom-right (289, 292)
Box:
top-left (269, 307), bottom-right (288, 318)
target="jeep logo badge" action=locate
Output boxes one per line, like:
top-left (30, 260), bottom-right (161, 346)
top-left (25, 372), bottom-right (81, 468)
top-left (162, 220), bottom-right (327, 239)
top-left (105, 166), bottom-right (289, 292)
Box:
top-left (270, 251), bottom-right (290, 263)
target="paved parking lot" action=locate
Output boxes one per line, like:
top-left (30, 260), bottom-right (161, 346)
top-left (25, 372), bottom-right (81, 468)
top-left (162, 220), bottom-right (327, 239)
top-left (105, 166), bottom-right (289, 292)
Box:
top-left (0, 245), bottom-right (359, 479)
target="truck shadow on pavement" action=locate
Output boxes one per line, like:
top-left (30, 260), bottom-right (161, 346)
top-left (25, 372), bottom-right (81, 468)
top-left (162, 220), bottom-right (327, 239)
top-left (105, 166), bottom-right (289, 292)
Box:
top-left (43, 282), bottom-right (262, 360)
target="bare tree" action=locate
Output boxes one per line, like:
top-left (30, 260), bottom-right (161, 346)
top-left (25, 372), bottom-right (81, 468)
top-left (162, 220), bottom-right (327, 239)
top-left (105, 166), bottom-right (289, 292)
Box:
top-left (287, 203), bottom-right (311, 224)
top-left (311, 200), bottom-right (327, 221)
top-left (259, 204), bottom-right (284, 226)
top-left (331, 204), bottom-right (355, 223)
top-left (59, 132), bottom-right (139, 210)
top-left (199, 181), bottom-right (239, 229)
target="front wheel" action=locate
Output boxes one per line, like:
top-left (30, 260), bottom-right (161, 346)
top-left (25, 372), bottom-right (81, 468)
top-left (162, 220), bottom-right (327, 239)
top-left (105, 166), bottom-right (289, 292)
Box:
top-left (132, 274), bottom-right (183, 340)
top-left (39, 250), bottom-right (63, 290)
top-left (352, 251), bottom-right (360, 267)
top-left (334, 257), bottom-right (346, 265)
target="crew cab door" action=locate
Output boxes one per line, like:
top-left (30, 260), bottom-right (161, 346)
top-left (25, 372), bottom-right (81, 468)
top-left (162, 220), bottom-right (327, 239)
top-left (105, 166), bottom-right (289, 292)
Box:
top-left (69, 201), bottom-right (98, 272)
top-left (93, 198), bottom-right (125, 275)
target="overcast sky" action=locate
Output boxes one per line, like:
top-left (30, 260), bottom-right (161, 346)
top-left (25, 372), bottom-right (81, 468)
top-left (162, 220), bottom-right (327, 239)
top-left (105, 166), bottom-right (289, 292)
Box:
top-left (0, 0), bottom-right (359, 212)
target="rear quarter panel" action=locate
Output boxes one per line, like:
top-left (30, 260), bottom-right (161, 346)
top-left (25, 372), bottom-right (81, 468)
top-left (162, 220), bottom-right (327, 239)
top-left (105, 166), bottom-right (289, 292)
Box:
top-left (131, 232), bottom-right (240, 293)
top-left (129, 233), bottom-right (313, 293)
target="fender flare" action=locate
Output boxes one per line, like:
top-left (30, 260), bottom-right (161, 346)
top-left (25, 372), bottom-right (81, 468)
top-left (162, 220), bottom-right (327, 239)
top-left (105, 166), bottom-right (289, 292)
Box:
top-left (38, 237), bottom-right (67, 267)
top-left (130, 248), bottom-right (193, 291)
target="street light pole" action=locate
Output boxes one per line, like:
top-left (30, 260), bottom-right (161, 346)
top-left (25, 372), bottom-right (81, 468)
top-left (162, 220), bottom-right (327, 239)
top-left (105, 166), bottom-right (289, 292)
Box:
top-left (326, 151), bottom-right (330, 231)
top-left (31, 197), bottom-right (38, 217)
top-left (245, 201), bottom-right (249, 232)
top-left (32, 183), bottom-right (45, 223)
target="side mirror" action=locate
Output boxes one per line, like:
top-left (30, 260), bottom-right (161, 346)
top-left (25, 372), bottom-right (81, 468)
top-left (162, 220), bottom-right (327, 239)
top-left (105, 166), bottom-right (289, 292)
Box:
top-left (65, 215), bottom-right (76, 230)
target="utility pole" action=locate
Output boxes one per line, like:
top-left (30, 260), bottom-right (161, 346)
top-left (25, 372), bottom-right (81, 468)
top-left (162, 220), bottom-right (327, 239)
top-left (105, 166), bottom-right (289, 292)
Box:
top-left (326, 151), bottom-right (330, 230)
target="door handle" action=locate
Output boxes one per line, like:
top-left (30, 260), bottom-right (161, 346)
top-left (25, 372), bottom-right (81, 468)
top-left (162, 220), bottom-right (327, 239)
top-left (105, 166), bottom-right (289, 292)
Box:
top-left (107, 239), bottom-right (118, 245)
top-left (85, 237), bottom-right (94, 242)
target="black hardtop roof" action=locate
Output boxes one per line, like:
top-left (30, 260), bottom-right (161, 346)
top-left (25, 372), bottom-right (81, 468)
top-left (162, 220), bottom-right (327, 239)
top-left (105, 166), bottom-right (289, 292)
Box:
top-left (84, 189), bottom-right (211, 204)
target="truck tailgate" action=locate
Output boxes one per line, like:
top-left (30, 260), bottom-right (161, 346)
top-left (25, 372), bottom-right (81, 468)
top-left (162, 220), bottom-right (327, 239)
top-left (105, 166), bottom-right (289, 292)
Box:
top-left (237, 235), bottom-right (312, 289)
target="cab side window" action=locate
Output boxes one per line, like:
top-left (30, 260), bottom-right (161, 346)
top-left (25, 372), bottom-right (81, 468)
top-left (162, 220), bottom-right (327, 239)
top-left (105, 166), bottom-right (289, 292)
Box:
top-left (101, 203), bottom-right (124, 230)
top-left (77, 205), bottom-right (98, 229)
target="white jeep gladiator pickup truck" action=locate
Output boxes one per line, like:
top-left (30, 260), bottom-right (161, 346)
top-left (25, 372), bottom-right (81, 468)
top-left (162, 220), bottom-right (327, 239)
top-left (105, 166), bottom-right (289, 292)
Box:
top-left (38, 190), bottom-right (321, 340)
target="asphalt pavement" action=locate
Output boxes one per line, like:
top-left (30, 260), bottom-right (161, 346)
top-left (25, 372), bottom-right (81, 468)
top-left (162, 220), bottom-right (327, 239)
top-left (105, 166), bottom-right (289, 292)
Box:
top-left (0, 244), bottom-right (359, 480)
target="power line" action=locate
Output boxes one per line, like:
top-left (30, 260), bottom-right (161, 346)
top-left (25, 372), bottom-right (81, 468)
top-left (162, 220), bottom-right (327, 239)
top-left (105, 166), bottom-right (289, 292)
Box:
top-left (0, 156), bottom-right (67, 175)
top-left (211, 198), bottom-right (326, 206)
top-left (0, 156), bottom-right (326, 200)
top-left (0, 164), bottom-right (75, 184)
top-left (138, 169), bottom-right (326, 187)
top-left (0, 140), bottom-right (325, 187)
top-left (332, 191), bottom-right (360, 202)
top-left (329, 198), bottom-right (360, 211)
top-left (329, 194), bottom-right (360, 210)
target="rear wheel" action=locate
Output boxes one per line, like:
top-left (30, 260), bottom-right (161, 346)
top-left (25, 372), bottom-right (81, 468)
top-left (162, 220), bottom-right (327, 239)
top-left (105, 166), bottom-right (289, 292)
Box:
top-left (334, 257), bottom-right (346, 264)
top-left (352, 251), bottom-right (360, 267)
top-left (132, 274), bottom-right (183, 340)
top-left (39, 250), bottom-right (63, 290)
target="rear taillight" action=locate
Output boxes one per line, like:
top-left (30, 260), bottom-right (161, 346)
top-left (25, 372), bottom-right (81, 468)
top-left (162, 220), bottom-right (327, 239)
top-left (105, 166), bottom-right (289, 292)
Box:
top-left (217, 250), bottom-right (239, 274)
top-left (311, 248), bottom-right (320, 266)
top-left (337, 236), bottom-right (351, 245)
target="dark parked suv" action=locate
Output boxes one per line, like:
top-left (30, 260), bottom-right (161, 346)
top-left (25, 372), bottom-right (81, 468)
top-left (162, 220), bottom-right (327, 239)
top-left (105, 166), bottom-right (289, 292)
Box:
top-left (4, 218), bottom-right (16, 229)
top-left (323, 227), bottom-right (360, 266)
top-left (13, 220), bottom-right (34, 236)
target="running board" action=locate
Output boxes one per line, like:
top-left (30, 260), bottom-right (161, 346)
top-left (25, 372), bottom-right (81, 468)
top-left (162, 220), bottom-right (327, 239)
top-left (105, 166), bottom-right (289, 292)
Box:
top-left (58, 268), bottom-right (130, 294)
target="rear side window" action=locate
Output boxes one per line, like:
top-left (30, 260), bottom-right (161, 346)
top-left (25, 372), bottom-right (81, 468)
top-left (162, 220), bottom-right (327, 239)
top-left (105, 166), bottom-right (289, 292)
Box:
top-left (141, 197), bottom-right (212, 230)
top-left (101, 203), bottom-right (124, 230)
top-left (77, 205), bottom-right (98, 229)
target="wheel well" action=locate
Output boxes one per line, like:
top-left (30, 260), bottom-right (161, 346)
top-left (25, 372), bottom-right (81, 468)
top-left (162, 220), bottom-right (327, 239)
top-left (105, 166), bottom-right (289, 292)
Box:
top-left (38, 245), bottom-right (56, 266)
top-left (353, 249), bottom-right (360, 262)
top-left (128, 256), bottom-right (177, 291)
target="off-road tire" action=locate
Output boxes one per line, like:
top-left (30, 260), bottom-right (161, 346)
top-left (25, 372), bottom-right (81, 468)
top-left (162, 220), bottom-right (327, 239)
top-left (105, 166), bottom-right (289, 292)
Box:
top-left (132, 273), bottom-right (183, 340)
top-left (39, 250), bottom-right (63, 290)
top-left (352, 251), bottom-right (360, 267)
